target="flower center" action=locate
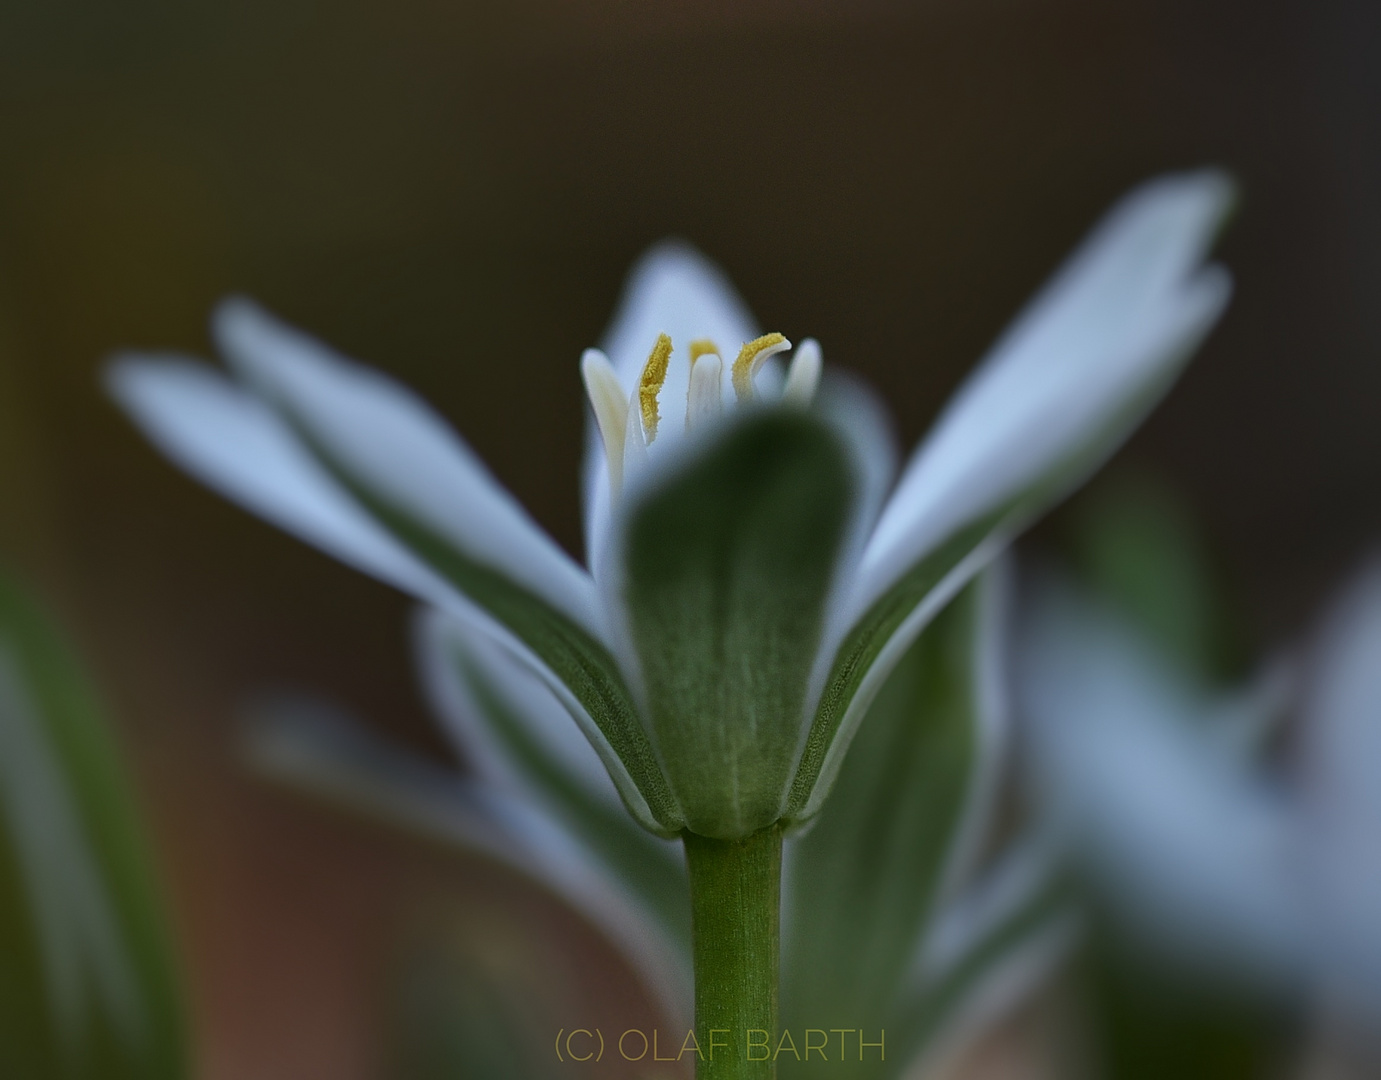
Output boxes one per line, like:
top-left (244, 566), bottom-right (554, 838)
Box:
top-left (581, 331), bottom-right (823, 498)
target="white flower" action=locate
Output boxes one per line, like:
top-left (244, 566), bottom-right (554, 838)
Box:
top-left (245, 562), bottom-right (1074, 1078)
top-left (108, 171), bottom-right (1232, 842)
top-left (1015, 559), bottom-right (1381, 1021)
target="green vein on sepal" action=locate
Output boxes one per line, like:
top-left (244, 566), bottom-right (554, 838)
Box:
top-left (784, 513), bottom-right (1004, 823)
top-left (622, 411), bottom-right (855, 839)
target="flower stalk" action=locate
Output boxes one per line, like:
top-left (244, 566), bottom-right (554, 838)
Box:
top-left (684, 824), bottom-right (783, 1080)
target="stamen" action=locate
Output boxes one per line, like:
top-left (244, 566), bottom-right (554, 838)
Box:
top-left (781, 338), bottom-right (822, 408)
top-left (580, 349), bottom-right (628, 495)
top-left (731, 332), bottom-right (791, 402)
top-left (638, 333), bottom-right (673, 443)
top-left (688, 339), bottom-right (720, 365)
top-left (686, 353), bottom-right (723, 432)
top-left (624, 385), bottom-right (648, 472)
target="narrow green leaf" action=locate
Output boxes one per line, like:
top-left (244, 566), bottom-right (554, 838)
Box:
top-left (622, 412), bottom-right (856, 839)
top-left (781, 581), bottom-right (988, 1063)
top-left (0, 574), bottom-right (186, 1080)
top-left (385, 911), bottom-right (583, 1080)
top-left (1066, 471), bottom-right (1234, 680)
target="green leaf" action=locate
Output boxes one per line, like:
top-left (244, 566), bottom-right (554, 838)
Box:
top-left (780, 580), bottom-right (990, 1060)
top-left (384, 911), bottom-right (583, 1080)
top-left (1078, 930), bottom-right (1291, 1080)
top-left (621, 411), bottom-right (856, 839)
top-left (0, 574), bottom-right (186, 1080)
top-left (1066, 471), bottom-right (1234, 680)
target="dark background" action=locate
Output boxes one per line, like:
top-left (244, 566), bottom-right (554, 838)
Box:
top-left (1, 1), bottom-right (1378, 1075)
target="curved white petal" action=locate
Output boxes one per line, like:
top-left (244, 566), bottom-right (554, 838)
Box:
top-left (903, 835), bottom-right (1076, 1080)
top-left (856, 172), bottom-right (1234, 619)
top-left (1017, 575), bottom-right (1307, 986)
top-left (1298, 558), bottom-right (1381, 1015)
top-left (584, 242), bottom-right (759, 567)
top-left (414, 606), bottom-right (627, 816)
top-left (213, 298), bottom-right (604, 641)
top-left (242, 696), bottom-right (688, 1022)
top-left (108, 357), bottom-right (450, 603)
top-left (414, 605), bottom-right (666, 835)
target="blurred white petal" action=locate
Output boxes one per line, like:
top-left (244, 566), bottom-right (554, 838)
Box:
top-left (108, 358), bottom-right (446, 602)
top-left (214, 298), bottom-right (604, 641)
top-left (585, 243), bottom-right (759, 566)
top-left (243, 696), bottom-right (688, 1021)
top-left (856, 173), bottom-right (1233, 620)
top-left (415, 605), bottom-right (668, 836)
top-left (1017, 575), bottom-right (1307, 987)
top-left (414, 607), bottom-right (627, 816)
top-left (1299, 558), bottom-right (1381, 1016)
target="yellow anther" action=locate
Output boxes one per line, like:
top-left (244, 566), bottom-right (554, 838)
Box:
top-left (731, 332), bottom-right (790, 401)
top-left (639, 333), bottom-right (673, 442)
top-left (688, 339), bottom-right (720, 364)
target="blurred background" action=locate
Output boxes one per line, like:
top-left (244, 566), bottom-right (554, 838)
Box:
top-left (1, 0), bottom-right (1379, 1076)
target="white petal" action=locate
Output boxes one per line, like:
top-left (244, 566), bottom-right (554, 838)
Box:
top-left (414, 605), bottom-right (665, 835)
top-left (916, 831), bottom-right (1067, 985)
top-left (781, 338), bottom-right (823, 407)
top-left (685, 353), bottom-right (724, 432)
top-left (929, 560), bottom-right (1013, 905)
top-left (242, 696), bottom-right (688, 1022)
top-left (213, 298), bottom-right (604, 641)
top-left (1017, 575), bottom-right (1306, 985)
top-left (580, 348), bottom-right (628, 496)
top-left (857, 173), bottom-right (1234, 619)
top-left (413, 607), bottom-right (627, 816)
top-left (905, 836), bottom-right (1076, 1079)
top-left (600, 241), bottom-right (759, 392)
top-left (107, 357), bottom-right (449, 603)
top-left (584, 242), bottom-right (759, 566)
top-left (1298, 558), bottom-right (1381, 1014)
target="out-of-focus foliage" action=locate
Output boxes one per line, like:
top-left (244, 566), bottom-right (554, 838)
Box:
top-left (783, 574), bottom-right (1068, 1079)
top-left (0, 573), bottom-right (186, 1079)
top-left (1029, 475), bottom-right (1295, 1080)
top-left (1065, 470), bottom-right (1236, 679)
top-left (383, 905), bottom-right (684, 1080)
top-left (385, 912), bottom-right (560, 1080)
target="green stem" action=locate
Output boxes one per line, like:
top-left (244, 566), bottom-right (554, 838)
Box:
top-left (683, 823), bottom-right (783, 1080)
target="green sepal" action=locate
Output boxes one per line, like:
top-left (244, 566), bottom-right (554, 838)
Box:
top-left (784, 513), bottom-right (1002, 824)
top-left (622, 411), bottom-right (856, 839)
top-left (0, 574), bottom-right (187, 1080)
